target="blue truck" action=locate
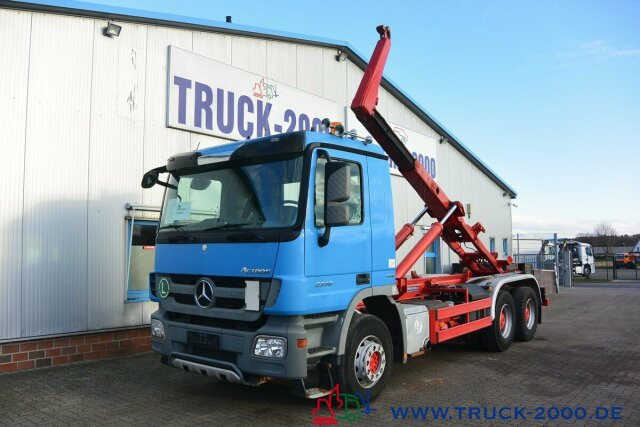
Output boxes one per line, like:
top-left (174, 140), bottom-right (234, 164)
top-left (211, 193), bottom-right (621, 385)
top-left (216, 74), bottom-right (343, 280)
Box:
top-left (142, 26), bottom-right (547, 400)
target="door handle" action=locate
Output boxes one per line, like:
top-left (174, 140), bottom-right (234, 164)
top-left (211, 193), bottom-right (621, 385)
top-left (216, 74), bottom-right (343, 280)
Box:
top-left (356, 273), bottom-right (370, 285)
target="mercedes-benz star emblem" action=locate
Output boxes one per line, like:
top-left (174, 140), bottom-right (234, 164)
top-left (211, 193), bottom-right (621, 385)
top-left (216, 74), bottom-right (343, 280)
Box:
top-left (194, 279), bottom-right (214, 309)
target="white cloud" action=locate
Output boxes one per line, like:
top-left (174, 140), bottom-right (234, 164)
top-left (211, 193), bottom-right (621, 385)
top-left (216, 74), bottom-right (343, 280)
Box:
top-left (512, 214), bottom-right (640, 237)
top-left (558, 40), bottom-right (640, 61)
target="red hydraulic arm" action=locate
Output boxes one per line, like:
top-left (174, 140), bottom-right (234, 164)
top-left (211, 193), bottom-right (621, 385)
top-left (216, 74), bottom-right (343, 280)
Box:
top-left (351, 25), bottom-right (510, 279)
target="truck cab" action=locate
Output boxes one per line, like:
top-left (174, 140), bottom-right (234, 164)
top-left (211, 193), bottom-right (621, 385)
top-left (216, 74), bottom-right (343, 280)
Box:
top-left (568, 242), bottom-right (595, 278)
top-left (146, 130), bottom-right (396, 389)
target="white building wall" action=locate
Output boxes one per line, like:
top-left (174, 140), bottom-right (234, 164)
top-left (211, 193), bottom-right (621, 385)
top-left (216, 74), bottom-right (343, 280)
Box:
top-left (87, 19), bottom-right (148, 330)
top-left (0, 9), bottom-right (31, 340)
top-left (0, 8), bottom-right (513, 340)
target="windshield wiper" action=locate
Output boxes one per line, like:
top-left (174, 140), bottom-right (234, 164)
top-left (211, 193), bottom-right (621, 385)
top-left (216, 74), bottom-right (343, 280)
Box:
top-left (158, 224), bottom-right (186, 231)
top-left (200, 221), bottom-right (263, 231)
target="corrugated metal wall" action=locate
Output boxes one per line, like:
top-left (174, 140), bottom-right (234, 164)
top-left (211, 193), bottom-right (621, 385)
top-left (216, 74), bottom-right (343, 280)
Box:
top-left (0, 8), bottom-right (512, 340)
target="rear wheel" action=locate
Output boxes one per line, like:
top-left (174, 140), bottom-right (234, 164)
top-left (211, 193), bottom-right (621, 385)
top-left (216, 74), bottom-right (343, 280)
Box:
top-left (512, 287), bottom-right (538, 341)
top-left (464, 331), bottom-right (483, 350)
top-left (480, 291), bottom-right (515, 351)
top-left (334, 314), bottom-right (393, 401)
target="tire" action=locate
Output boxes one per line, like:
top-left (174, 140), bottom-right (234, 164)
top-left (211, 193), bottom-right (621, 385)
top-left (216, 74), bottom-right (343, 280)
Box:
top-left (480, 291), bottom-right (515, 352)
top-left (334, 314), bottom-right (393, 401)
top-left (582, 265), bottom-right (591, 278)
top-left (512, 287), bottom-right (538, 342)
top-left (464, 331), bottom-right (484, 350)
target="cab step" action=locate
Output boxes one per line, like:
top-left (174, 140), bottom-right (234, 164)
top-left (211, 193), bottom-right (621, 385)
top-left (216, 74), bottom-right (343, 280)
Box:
top-left (307, 346), bottom-right (336, 359)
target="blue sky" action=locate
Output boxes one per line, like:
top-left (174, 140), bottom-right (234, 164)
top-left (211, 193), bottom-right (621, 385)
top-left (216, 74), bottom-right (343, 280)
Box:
top-left (81, 0), bottom-right (640, 236)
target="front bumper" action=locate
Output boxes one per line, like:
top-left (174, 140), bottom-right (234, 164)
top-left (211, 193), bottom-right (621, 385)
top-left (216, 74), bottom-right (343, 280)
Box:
top-left (151, 310), bottom-right (308, 383)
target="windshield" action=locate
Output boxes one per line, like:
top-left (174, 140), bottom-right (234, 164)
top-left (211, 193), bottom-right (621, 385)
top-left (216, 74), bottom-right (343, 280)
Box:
top-left (159, 156), bottom-right (303, 232)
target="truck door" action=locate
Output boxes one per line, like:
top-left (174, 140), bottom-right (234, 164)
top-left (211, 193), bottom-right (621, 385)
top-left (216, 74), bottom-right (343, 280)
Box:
top-left (304, 148), bottom-right (372, 312)
top-left (585, 245), bottom-right (595, 272)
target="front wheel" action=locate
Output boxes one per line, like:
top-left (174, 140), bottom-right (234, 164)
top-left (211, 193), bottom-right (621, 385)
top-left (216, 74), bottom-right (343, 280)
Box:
top-left (334, 314), bottom-right (393, 401)
top-left (582, 265), bottom-right (591, 278)
top-left (480, 291), bottom-right (516, 351)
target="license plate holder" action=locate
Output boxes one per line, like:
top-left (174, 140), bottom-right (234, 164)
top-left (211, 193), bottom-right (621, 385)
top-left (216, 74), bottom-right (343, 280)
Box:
top-left (187, 331), bottom-right (220, 349)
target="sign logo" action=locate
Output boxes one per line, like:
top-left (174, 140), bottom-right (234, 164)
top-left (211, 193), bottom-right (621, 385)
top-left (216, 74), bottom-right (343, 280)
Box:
top-left (240, 267), bottom-right (271, 274)
top-left (393, 126), bottom-right (408, 144)
top-left (158, 278), bottom-right (170, 299)
top-left (167, 46), bottom-right (336, 141)
top-left (252, 77), bottom-right (279, 100)
top-left (194, 279), bottom-right (215, 308)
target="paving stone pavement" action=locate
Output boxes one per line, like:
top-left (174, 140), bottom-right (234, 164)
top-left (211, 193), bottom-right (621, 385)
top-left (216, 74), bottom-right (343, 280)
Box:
top-left (1, 283), bottom-right (639, 426)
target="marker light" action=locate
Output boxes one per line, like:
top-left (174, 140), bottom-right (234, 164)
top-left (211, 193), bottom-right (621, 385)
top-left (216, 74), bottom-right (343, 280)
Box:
top-left (330, 121), bottom-right (345, 137)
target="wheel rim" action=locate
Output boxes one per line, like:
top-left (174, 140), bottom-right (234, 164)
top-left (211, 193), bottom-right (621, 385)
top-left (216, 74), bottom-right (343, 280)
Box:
top-left (499, 304), bottom-right (513, 339)
top-left (524, 298), bottom-right (536, 329)
top-left (354, 335), bottom-right (386, 388)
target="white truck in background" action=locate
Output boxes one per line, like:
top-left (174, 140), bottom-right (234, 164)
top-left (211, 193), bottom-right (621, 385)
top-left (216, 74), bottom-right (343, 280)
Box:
top-left (543, 240), bottom-right (595, 278)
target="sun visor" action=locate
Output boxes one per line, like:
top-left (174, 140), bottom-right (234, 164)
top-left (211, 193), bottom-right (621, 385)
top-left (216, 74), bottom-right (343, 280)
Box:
top-left (166, 151), bottom-right (202, 171)
top-left (230, 131), bottom-right (306, 160)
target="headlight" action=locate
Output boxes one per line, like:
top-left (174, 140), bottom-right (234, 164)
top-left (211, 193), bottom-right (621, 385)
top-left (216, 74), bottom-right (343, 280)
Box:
top-left (252, 336), bottom-right (287, 359)
top-left (151, 319), bottom-right (165, 340)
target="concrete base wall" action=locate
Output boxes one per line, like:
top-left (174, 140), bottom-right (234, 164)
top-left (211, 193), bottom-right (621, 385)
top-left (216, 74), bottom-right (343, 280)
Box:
top-left (0, 327), bottom-right (150, 373)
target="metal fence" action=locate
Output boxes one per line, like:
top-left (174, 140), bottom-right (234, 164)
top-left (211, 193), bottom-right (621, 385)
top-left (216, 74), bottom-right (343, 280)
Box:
top-left (590, 255), bottom-right (639, 281)
top-left (512, 233), bottom-right (557, 270)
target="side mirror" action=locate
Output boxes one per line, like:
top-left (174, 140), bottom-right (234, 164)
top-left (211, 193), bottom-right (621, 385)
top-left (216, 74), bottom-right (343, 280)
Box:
top-left (325, 162), bottom-right (351, 203)
top-left (141, 170), bottom-right (159, 188)
top-left (141, 166), bottom-right (173, 189)
top-left (325, 204), bottom-right (350, 227)
top-left (319, 161), bottom-right (351, 247)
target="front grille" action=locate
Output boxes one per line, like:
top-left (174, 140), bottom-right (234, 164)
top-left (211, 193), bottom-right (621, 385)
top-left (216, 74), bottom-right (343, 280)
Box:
top-left (167, 311), bottom-right (267, 331)
top-left (156, 274), bottom-right (275, 321)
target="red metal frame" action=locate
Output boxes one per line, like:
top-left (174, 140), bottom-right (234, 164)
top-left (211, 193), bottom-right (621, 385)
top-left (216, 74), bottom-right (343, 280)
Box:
top-left (351, 25), bottom-right (520, 344)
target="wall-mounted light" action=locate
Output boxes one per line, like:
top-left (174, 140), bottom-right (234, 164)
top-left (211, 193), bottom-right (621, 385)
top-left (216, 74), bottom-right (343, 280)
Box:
top-left (335, 50), bottom-right (347, 62)
top-left (104, 22), bottom-right (122, 37)
top-left (439, 136), bottom-right (448, 144)
top-left (466, 203), bottom-right (472, 219)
